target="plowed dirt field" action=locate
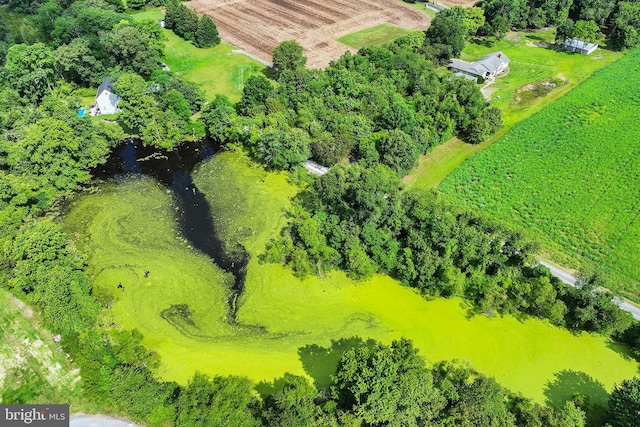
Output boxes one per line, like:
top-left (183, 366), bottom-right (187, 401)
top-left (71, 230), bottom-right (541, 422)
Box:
top-left (186, 0), bottom-right (431, 68)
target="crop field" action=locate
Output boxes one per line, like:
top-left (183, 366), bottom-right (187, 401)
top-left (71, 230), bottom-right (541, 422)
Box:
top-left (0, 289), bottom-right (80, 403)
top-left (337, 23), bottom-right (412, 49)
top-left (185, 0), bottom-right (431, 69)
top-left (61, 150), bottom-right (638, 406)
top-left (440, 47), bottom-right (640, 299)
top-left (131, 9), bottom-right (264, 102)
top-left (403, 29), bottom-right (623, 191)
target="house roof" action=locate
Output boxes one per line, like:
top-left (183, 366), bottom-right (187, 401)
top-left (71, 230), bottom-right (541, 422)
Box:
top-left (96, 76), bottom-right (114, 98)
top-left (450, 51), bottom-right (510, 77)
top-left (564, 38), bottom-right (598, 51)
top-left (94, 77), bottom-right (121, 114)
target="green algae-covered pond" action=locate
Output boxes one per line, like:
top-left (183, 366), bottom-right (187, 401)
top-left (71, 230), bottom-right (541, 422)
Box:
top-left (62, 144), bottom-right (639, 407)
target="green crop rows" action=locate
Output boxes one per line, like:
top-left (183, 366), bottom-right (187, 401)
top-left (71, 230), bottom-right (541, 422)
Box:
top-left (441, 47), bottom-right (640, 299)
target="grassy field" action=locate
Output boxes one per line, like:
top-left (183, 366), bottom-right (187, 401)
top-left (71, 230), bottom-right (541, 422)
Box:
top-left (131, 9), bottom-right (266, 102)
top-left (403, 29), bottom-right (624, 190)
top-left (337, 23), bottom-right (412, 49)
top-left (61, 150), bottom-right (639, 406)
top-left (0, 289), bottom-right (80, 403)
top-left (440, 46), bottom-right (640, 299)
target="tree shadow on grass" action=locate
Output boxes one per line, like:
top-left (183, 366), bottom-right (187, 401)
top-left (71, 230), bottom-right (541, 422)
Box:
top-left (297, 337), bottom-right (377, 391)
top-left (544, 370), bottom-right (609, 425)
top-left (470, 37), bottom-right (497, 48)
top-left (525, 34), bottom-right (546, 42)
top-left (260, 66), bottom-right (276, 80)
top-left (605, 339), bottom-right (636, 363)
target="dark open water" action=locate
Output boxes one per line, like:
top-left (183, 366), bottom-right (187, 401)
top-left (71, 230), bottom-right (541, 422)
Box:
top-left (93, 140), bottom-right (248, 318)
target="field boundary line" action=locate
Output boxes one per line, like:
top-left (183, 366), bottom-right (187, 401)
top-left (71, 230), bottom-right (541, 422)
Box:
top-left (232, 49), bottom-right (272, 67)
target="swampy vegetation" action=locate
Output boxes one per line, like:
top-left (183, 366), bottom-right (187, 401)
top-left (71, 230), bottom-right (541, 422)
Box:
top-left (61, 147), bottom-right (638, 406)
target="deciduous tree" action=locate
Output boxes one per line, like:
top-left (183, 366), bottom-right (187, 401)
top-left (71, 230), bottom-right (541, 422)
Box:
top-left (272, 40), bottom-right (307, 75)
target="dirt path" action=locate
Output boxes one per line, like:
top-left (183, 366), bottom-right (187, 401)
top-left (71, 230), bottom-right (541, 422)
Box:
top-left (187, 0), bottom-right (431, 68)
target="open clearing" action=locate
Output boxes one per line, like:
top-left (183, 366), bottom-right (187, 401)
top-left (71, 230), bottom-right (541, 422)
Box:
top-left (440, 46), bottom-right (640, 300)
top-left (61, 150), bottom-right (638, 406)
top-left (403, 29), bottom-right (623, 190)
top-left (0, 289), bottom-right (80, 403)
top-left (131, 9), bottom-right (264, 102)
top-left (338, 23), bottom-right (412, 49)
top-left (186, 0), bottom-right (431, 69)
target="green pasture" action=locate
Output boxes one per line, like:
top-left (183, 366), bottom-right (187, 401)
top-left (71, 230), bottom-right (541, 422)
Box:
top-left (440, 46), bottom-right (640, 299)
top-left (130, 9), bottom-right (266, 102)
top-left (337, 24), bottom-right (412, 49)
top-left (0, 289), bottom-right (80, 403)
top-left (62, 150), bottom-right (638, 406)
top-left (403, 29), bottom-right (623, 190)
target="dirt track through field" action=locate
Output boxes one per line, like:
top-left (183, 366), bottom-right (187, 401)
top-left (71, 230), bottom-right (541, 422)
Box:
top-left (187, 0), bottom-right (431, 68)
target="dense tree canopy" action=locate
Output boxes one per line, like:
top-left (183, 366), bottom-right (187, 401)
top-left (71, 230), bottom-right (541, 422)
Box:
top-left (478, 0), bottom-right (640, 49)
top-left (608, 377), bottom-right (640, 427)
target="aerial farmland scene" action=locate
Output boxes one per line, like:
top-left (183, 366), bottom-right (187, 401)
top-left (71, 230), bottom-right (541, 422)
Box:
top-left (1, 0), bottom-right (640, 425)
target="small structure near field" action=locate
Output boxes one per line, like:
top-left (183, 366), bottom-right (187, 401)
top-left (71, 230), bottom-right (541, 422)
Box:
top-left (563, 38), bottom-right (598, 55)
top-left (91, 77), bottom-right (121, 116)
top-left (158, 19), bottom-right (166, 28)
top-left (449, 51), bottom-right (510, 81)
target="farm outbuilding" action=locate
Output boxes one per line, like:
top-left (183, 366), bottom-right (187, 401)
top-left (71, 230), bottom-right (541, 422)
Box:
top-left (563, 38), bottom-right (598, 55)
top-left (449, 51), bottom-right (510, 81)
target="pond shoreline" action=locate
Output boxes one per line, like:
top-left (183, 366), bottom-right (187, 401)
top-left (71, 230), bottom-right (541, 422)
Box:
top-left (91, 139), bottom-right (249, 322)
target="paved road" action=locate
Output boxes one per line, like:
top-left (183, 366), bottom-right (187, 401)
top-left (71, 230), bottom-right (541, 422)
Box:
top-left (304, 160), bottom-right (329, 176)
top-left (538, 260), bottom-right (640, 320)
top-left (70, 415), bottom-right (141, 427)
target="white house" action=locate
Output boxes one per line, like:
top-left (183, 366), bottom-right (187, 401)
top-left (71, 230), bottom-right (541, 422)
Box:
top-left (92, 77), bottom-right (121, 116)
top-left (449, 51), bottom-right (510, 81)
top-left (563, 38), bottom-right (598, 55)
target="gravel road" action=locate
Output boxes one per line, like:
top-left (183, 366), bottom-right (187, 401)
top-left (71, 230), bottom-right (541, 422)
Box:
top-left (70, 415), bottom-right (141, 427)
top-left (538, 260), bottom-right (640, 320)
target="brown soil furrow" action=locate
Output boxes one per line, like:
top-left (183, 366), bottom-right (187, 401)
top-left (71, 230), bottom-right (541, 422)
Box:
top-left (187, 0), bottom-right (431, 69)
top-left (266, 0), bottom-right (343, 25)
top-left (237, 1), bottom-right (325, 30)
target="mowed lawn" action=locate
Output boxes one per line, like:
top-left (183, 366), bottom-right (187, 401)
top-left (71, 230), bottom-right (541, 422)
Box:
top-left (403, 29), bottom-right (623, 190)
top-left (337, 23), bottom-right (412, 49)
top-left (62, 150), bottom-right (639, 407)
top-left (440, 46), bottom-right (640, 299)
top-left (131, 9), bottom-right (266, 102)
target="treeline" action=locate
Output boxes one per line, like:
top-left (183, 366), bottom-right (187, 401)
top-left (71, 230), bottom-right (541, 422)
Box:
top-left (1, 0), bottom-right (166, 80)
top-left (165, 0), bottom-right (220, 48)
top-left (477, 0), bottom-right (640, 50)
top-left (201, 36), bottom-right (501, 183)
top-left (265, 169), bottom-right (637, 341)
top-left (2, 0), bottom-right (161, 14)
